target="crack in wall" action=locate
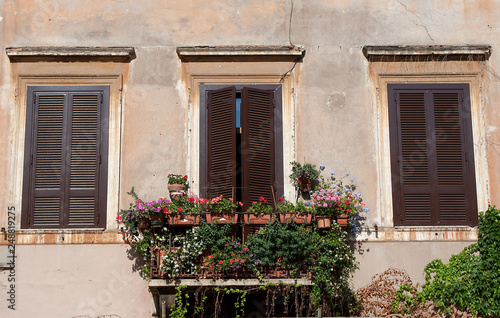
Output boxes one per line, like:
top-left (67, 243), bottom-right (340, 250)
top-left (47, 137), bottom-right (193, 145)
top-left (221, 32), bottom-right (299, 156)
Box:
top-left (397, 0), bottom-right (435, 42)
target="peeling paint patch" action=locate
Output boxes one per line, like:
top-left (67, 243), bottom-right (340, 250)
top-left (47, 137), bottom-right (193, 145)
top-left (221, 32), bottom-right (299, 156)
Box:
top-left (487, 125), bottom-right (497, 133)
top-left (327, 92), bottom-right (346, 111)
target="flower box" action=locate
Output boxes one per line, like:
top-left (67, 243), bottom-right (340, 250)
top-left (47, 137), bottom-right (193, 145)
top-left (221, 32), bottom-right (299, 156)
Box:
top-left (205, 212), bottom-right (238, 224)
top-left (316, 216), bottom-right (332, 228)
top-left (280, 212), bottom-right (312, 224)
top-left (168, 214), bottom-right (199, 226)
top-left (243, 213), bottom-right (273, 225)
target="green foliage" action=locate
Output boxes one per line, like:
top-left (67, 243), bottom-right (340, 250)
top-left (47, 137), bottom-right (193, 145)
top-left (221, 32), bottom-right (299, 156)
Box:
top-left (170, 285), bottom-right (189, 318)
top-left (168, 174), bottom-right (188, 185)
top-left (399, 205), bottom-right (500, 317)
top-left (310, 228), bottom-right (358, 315)
top-left (391, 284), bottom-right (418, 315)
top-left (247, 220), bottom-right (315, 269)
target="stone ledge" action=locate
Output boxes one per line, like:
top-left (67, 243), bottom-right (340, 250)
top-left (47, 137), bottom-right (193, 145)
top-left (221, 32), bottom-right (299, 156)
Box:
top-left (363, 45), bottom-right (491, 61)
top-left (149, 278), bottom-right (313, 290)
top-left (6, 46), bottom-right (136, 62)
top-left (177, 45), bottom-right (305, 62)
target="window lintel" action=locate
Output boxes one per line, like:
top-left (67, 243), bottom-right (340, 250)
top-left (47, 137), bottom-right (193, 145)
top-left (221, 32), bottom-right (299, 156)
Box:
top-left (363, 45), bottom-right (491, 61)
top-left (177, 45), bottom-right (305, 62)
top-left (6, 46), bottom-right (136, 63)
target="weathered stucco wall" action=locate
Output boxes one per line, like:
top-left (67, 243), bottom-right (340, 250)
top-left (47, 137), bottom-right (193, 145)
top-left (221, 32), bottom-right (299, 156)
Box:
top-left (1, 0), bottom-right (500, 316)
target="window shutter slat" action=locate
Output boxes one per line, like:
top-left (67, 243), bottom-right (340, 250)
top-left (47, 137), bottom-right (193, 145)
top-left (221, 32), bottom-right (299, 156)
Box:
top-left (35, 95), bottom-right (64, 190)
top-left (241, 88), bottom-right (275, 209)
top-left (206, 87), bottom-right (236, 200)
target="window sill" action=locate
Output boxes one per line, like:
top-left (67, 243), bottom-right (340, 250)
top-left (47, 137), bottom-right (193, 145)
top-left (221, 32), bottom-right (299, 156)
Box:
top-left (2, 228), bottom-right (124, 245)
top-left (356, 225), bottom-right (478, 242)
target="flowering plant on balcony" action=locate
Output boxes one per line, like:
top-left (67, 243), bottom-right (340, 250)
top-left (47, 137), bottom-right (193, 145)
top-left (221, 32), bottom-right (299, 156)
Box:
top-left (311, 168), bottom-right (369, 222)
top-left (207, 195), bottom-right (241, 214)
top-left (247, 196), bottom-right (273, 215)
top-left (167, 191), bottom-right (205, 215)
top-left (204, 240), bottom-right (261, 274)
top-left (116, 187), bottom-right (170, 226)
top-left (289, 161), bottom-right (320, 188)
top-left (168, 173), bottom-right (188, 185)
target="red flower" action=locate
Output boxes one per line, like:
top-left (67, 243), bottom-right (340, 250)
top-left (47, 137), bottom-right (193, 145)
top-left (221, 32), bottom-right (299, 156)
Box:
top-left (278, 197), bottom-right (284, 202)
top-left (184, 175), bottom-right (188, 179)
top-left (168, 174), bottom-right (171, 177)
top-left (345, 200), bottom-right (350, 205)
top-left (135, 200), bottom-right (141, 204)
top-left (163, 208), bottom-right (168, 213)
top-left (218, 260), bottom-right (223, 265)
top-left (209, 255), bottom-right (214, 259)
top-left (230, 259), bottom-right (235, 264)
top-left (177, 207), bottom-right (182, 212)
top-left (188, 197), bottom-right (195, 203)
top-left (346, 209), bottom-right (351, 213)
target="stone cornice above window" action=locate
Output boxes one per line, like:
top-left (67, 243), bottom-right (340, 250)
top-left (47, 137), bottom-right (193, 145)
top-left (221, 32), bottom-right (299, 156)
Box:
top-left (362, 45), bottom-right (491, 61)
top-left (6, 46), bottom-right (136, 62)
top-left (177, 45), bottom-right (305, 62)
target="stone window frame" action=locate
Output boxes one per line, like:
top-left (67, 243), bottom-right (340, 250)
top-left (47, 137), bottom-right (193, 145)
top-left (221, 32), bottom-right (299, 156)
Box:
top-left (177, 46), bottom-right (305, 201)
top-left (364, 45), bottom-right (490, 241)
top-left (7, 47), bottom-right (134, 243)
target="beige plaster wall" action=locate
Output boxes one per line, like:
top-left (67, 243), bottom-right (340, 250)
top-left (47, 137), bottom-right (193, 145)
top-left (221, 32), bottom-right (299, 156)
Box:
top-left (0, 0), bottom-right (500, 315)
top-left (353, 241), bottom-right (474, 289)
top-left (0, 245), bottom-right (150, 318)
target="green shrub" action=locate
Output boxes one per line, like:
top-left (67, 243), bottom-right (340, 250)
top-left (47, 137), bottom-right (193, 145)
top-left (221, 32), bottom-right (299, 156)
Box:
top-left (413, 205), bottom-right (500, 316)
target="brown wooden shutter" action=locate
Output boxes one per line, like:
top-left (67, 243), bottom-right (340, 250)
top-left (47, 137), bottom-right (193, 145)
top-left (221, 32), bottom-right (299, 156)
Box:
top-left (206, 86), bottom-right (236, 200)
top-left (241, 87), bottom-right (276, 209)
top-left (389, 84), bottom-right (477, 226)
top-left (22, 86), bottom-right (109, 228)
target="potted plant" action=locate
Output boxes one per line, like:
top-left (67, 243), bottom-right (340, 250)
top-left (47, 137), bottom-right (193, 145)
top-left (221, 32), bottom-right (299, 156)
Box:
top-left (311, 168), bottom-right (369, 230)
top-left (205, 195), bottom-right (241, 224)
top-left (166, 191), bottom-right (201, 226)
top-left (290, 161), bottom-right (321, 192)
top-left (118, 187), bottom-right (154, 231)
top-left (244, 196), bottom-right (274, 224)
top-left (167, 174), bottom-right (188, 193)
top-left (277, 197), bottom-right (313, 224)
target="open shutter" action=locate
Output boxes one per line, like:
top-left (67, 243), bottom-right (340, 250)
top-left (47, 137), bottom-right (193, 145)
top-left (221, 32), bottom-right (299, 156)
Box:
top-left (206, 86), bottom-right (237, 200)
top-left (389, 84), bottom-right (477, 226)
top-left (241, 87), bottom-right (275, 209)
top-left (22, 86), bottom-right (108, 228)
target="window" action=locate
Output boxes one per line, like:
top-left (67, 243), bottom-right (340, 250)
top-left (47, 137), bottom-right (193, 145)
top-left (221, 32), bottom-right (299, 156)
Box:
top-left (388, 83), bottom-right (477, 226)
top-left (21, 85), bottom-right (109, 228)
top-left (199, 85), bottom-right (283, 209)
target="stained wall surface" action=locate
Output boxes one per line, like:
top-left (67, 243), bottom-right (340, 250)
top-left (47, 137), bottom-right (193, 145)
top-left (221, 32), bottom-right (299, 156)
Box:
top-left (0, 1), bottom-right (499, 317)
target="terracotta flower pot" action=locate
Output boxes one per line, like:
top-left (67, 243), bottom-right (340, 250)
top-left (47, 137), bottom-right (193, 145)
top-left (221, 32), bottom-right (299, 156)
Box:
top-left (137, 218), bottom-right (150, 230)
top-left (168, 183), bottom-right (186, 192)
top-left (151, 213), bottom-right (165, 227)
top-left (298, 177), bottom-right (312, 192)
top-left (336, 214), bottom-right (348, 229)
top-left (316, 216), bottom-right (332, 228)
